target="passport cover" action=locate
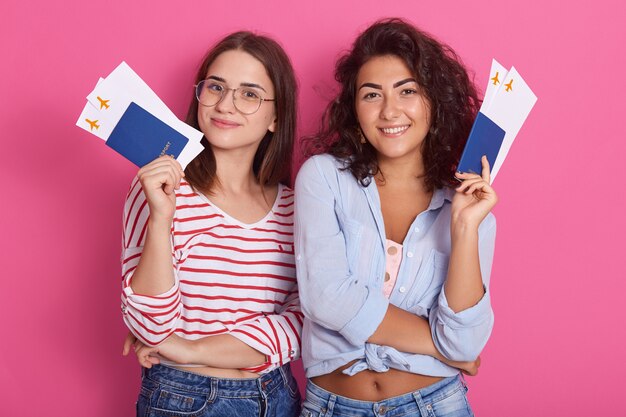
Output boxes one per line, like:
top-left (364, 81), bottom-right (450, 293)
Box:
top-left (457, 112), bottom-right (506, 175)
top-left (106, 102), bottom-right (189, 167)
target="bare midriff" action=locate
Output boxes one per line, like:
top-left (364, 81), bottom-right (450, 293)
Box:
top-left (311, 360), bottom-right (442, 401)
top-left (171, 365), bottom-right (259, 379)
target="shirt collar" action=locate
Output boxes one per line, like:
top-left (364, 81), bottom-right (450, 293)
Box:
top-left (427, 187), bottom-right (454, 211)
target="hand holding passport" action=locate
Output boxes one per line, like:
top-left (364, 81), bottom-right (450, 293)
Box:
top-left (76, 62), bottom-right (204, 169)
top-left (457, 59), bottom-right (537, 182)
top-left (78, 60), bottom-right (535, 178)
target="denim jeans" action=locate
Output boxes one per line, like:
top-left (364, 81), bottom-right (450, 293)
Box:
top-left (137, 364), bottom-right (301, 417)
top-left (300, 374), bottom-right (473, 417)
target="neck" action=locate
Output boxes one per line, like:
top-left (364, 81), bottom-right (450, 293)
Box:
top-left (212, 147), bottom-right (259, 194)
top-left (376, 154), bottom-right (426, 186)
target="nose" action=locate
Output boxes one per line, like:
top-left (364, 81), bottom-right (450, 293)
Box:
top-left (215, 88), bottom-right (236, 113)
top-left (380, 96), bottom-right (400, 120)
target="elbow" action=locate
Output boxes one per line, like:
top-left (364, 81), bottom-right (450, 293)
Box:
top-left (432, 315), bottom-right (494, 362)
top-left (125, 319), bottom-right (175, 347)
top-left (122, 315), bottom-right (156, 347)
top-left (121, 303), bottom-right (181, 346)
top-left (438, 342), bottom-right (483, 362)
top-left (299, 294), bottom-right (342, 332)
top-left (302, 290), bottom-right (387, 347)
top-left (298, 278), bottom-right (341, 329)
top-left (299, 285), bottom-right (369, 337)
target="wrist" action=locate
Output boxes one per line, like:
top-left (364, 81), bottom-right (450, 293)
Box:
top-left (450, 220), bottom-right (479, 239)
top-left (148, 215), bottom-right (173, 231)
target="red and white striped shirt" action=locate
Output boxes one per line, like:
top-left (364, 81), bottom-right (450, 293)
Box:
top-left (120, 178), bottom-right (302, 374)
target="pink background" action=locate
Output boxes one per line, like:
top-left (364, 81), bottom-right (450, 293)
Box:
top-left (2, 0), bottom-right (624, 415)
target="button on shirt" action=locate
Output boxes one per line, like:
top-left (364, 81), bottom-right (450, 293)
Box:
top-left (383, 240), bottom-right (402, 298)
top-left (294, 155), bottom-right (496, 378)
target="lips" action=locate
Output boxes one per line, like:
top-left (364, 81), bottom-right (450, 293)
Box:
top-left (211, 117), bottom-right (241, 128)
top-left (379, 125), bottom-right (409, 135)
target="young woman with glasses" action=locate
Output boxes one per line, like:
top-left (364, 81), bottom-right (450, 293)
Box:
top-left (295, 18), bottom-right (498, 416)
top-left (120, 32), bottom-right (302, 417)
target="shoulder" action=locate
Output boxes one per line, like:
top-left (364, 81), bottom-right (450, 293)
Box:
top-left (296, 154), bottom-right (355, 187)
top-left (123, 176), bottom-right (145, 213)
top-left (279, 182), bottom-right (293, 194)
top-left (176, 181), bottom-right (198, 197)
top-left (278, 183), bottom-right (294, 203)
top-left (299, 154), bottom-right (345, 174)
top-left (122, 177), bottom-right (149, 247)
top-left (123, 178), bottom-right (201, 215)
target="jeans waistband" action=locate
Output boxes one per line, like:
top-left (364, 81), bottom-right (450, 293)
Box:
top-left (142, 364), bottom-right (292, 398)
top-left (305, 374), bottom-right (463, 410)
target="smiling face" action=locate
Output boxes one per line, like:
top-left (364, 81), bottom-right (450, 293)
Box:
top-left (355, 54), bottom-right (431, 165)
top-left (197, 49), bottom-right (277, 153)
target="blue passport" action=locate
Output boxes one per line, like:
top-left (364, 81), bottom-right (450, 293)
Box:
top-left (457, 112), bottom-right (506, 175)
top-left (106, 102), bottom-right (189, 167)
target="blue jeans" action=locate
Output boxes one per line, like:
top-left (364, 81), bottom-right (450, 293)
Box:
top-left (300, 375), bottom-right (473, 417)
top-left (137, 364), bottom-right (301, 417)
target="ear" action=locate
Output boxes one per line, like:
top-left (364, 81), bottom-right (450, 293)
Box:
top-left (268, 117), bottom-right (277, 133)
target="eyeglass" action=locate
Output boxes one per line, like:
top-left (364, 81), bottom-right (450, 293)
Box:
top-left (194, 79), bottom-right (275, 115)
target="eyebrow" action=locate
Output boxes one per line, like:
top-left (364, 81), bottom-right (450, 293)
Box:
top-left (240, 82), bottom-right (267, 93)
top-left (206, 75), bottom-right (268, 93)
top-left (357, 78), bottom-right (418, 91)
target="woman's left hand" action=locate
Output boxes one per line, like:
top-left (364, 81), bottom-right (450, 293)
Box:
top-left (451, 156), bottom-right (498, 228)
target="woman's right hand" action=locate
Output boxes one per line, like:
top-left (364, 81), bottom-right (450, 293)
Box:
top-left (137, 156), bottom-right (185, 222)
top-left (122, 332), bottom-right (161, 368)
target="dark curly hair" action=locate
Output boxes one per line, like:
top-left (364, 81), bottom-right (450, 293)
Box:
top-left (305, 18), bottom-right (480, 190)
top-left (185, 31), bottom-right (297, 193)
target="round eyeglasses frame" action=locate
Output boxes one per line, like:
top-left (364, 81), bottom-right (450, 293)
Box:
top-left (194, 80), bottom-right (276, 115)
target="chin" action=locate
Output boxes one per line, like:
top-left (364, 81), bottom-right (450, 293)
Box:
top-left (376, 145), bottom-right (419, 159)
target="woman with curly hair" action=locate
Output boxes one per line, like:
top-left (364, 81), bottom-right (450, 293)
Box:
top-left (294, 18), bottom-right (498, 416)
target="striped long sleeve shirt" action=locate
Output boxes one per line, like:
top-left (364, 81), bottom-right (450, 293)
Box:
top-left (120, 178), bottom-right (302, 374)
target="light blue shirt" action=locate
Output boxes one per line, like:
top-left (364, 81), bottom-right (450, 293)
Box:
top-left (294, 154), bottom-right (496, 378)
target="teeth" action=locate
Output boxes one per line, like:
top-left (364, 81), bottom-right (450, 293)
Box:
top-left (381, 126), bottom-right (408, 134)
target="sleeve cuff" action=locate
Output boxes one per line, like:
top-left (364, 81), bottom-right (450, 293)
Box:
top-left (229, 328), bottom-right (297, 365)
top-left (340, 289), bottom-right (389, 346)
top-left (435, 286), bottom-right (492, 329)
top-left (122, 282), bottom-right (179, 313)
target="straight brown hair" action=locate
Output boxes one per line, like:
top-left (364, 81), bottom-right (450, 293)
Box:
top-left (184, 31), bottom-right (298, 193)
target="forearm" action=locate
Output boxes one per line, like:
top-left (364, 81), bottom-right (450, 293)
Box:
top-left (444, 222), bottom-right (485, 312)
top-left (353, 308), bottom-right (482, 378)
top-left (367, 304), bottom-right (439, 357)
top-left (130, 217), bottom-right (176, 296)
top-left (428, 217), bottom-right (496, 361)
top-left (183, 335), bottom-right (267, 369)
top-left (367, 305), bottom-right (482, 371)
